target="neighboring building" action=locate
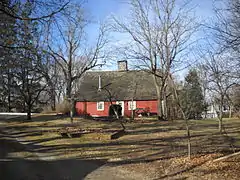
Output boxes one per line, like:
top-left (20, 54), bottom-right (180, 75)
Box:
top-left (203, 103), bottom-right (230, 119)
top-left (75, 61), bottom-right (159, 117)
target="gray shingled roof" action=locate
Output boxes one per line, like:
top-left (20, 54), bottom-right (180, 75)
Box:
top-left (75, 70), bottom-right (158, 101)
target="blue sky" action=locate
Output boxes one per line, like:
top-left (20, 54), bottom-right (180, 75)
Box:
top-left (84, 0), bottom-right (215, 22)
top-left (84, 0), bottom-right (123, 20)
top-left (81, 0), bottom-right (216, 73)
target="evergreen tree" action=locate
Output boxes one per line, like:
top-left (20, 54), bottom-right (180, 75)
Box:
top-left (11, 1), bottom-right (46, 119)
top-left (0, 1), bottom-right (57, 115)
top-left (0, 0), bottom-right (18, 111)
top-left (180, 69), bottom-right (205, 119)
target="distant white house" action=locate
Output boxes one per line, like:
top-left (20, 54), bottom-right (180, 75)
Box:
top-left (203, 103), bottom-right (230, 119)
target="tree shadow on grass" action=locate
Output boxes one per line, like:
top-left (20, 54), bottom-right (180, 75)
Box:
top-left (0, 114), bottom-right (69, 124)
top-left (0, 132), bottom-right (106, 180)
top-left (0, 137), bottom-right (28, 159)
top-left (2, 117), bottom-right (240, 179)
top-left (1, 158), bottom-right (106, 180)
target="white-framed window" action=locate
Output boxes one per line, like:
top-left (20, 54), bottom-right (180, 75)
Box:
top-left (97, 101), bottom-right (104, 111)
top-left (128, 101), bottom-right (136, 110)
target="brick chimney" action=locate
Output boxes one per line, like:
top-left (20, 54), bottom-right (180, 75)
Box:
top-left (117, 60), bottom-right (128, 71)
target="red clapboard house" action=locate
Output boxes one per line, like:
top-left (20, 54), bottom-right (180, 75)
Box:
top-left (75, 61), bottom-right (159, 117)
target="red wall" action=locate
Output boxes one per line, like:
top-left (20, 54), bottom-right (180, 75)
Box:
top-left (75, 100), bottom-right (158, 117)
top-left (75, 101), bottom-right (112, 117)
top-left (123, 100), bottom-right (158, 117)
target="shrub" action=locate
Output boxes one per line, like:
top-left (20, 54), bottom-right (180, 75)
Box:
top-left (55, 100), bottom-right (71, 115)
top-left (41, 106), bottom-right (55, 114)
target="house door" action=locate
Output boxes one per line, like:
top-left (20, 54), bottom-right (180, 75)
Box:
top-left (116, 101), bottom-right (124, 116)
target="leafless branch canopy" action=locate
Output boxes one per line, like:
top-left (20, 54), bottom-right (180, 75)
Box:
top-left (47, 3), bottom-right (110, 98)
top-left (0, 0), bottom-right (70, 21)
top-left (112, 0), bottom-right (198, 76)
top-left (111, 0), bottom-right (198, 120)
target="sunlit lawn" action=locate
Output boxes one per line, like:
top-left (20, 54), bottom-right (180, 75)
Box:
top-left (3, 114), bottom-right (240, 179)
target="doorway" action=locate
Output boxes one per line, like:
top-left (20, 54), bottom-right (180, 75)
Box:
top-left (116, 101), bottom-right (124, 116)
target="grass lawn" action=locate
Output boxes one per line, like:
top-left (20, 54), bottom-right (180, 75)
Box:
top-left (2, 115), bottom-right (240, 179)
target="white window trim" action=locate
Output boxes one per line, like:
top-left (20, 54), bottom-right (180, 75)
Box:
top-left (128, 101), bottom-right (136, 110)
top-left (97, 101), bottom-right (104, 111)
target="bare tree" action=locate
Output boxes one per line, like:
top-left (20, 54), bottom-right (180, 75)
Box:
top-left (229, 85), bottom-right (240, 114)
top-left (213, 0), bottom-right (240, 53)
top-left (210, 0), bottom-right (240, 79)
top-left (225, 85), bottom-right (240, 118)
top-left (36, 53), bottom-right (59, 111)
top-left (101, 85), bottom-right (126, 130)
top-left (169, 74), bottom-right (191, 158)
top-left (112, 0), bottom-right (198, 120)
top-left (48, 4), bottom-right (109, 122)
top-left (199, 48), bottom-right (238, 132)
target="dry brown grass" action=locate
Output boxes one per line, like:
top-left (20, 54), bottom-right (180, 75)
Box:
top-left (3, 115), bottom-right (240, 179)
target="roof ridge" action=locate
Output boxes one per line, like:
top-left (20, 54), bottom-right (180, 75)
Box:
top-left (86, 69), bottom-right (146, 73)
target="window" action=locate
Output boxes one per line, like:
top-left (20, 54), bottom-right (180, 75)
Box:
top-left (97, 102), bottom-right (104, 111)
top-left (128, 101), bottom-right (136, 110)
top-left (223, 105), bottom-right (229, 111)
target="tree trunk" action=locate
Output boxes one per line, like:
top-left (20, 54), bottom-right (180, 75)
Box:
top-left (152, 74), bottom-right (165, 120)
top-left (50, 83), bottom-right (56, 111)
top-left (66, 81), bottom-right (72, 99)
top-left (27, 105), bottom-right (31, 120)
top-left (219, 110), bottom-right (223, 133)
top-left (186, 120), bottom-right (191, 158)
top-left (69, 99), bottom-right (74, 123)
top-left (7, 69), bottom-right (11, 112)
top-left (157, 98), bottom-right (164, 120)
top-left (51, 95), bottom-right (56, 111)
top-left (112, 105), bottom-right (119, 119)
top-left (229, 105), bottom-right (232, 118)
top-left (23, 102), bottom-right (26, 113)
top-left (66, 80), bottom-right (73, 123)
top-left (218, 100), bottom-right (223, 133)
top-left (179, 105), bottom-right (191, 159)
top-left (170, 75), bottom-right (191, 159)
top-left (106, 88), bottom-right (125, 130)
top-left (131, 98), bottom-right (134, 120)
top-left (83, 101), bottom-right (87, 115)
top-left (163, 89), bottom-right (168, 120)
top-left (8, 90), bottom-right (11, 112)
top-left (70, 109), bottom-right (73, 123)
